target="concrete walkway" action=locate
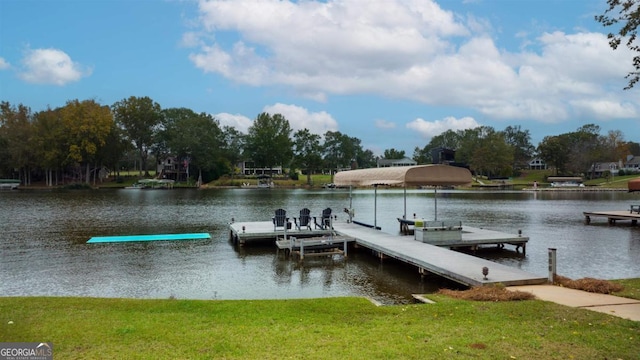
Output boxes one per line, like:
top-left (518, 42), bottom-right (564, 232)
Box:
top-left (509, 285), bottom-right (640, 321)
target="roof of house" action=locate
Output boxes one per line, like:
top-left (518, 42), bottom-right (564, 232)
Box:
top-left (376, 157), bottom-right (417, 166)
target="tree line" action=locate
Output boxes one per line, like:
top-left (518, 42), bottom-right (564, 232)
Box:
top-left (414, 124), bottom-right (639, 178)
top-left (0, 97), bottom-right (379, 186)
top-left (1, 97), bottom-right (638, 186)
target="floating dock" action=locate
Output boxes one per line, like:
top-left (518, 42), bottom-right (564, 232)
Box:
top-left (583, 210), bottom-right (640, 226)
top-left (87, 233), bottom-right (211, 243)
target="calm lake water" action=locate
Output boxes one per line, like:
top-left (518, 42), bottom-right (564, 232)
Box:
top-left (1, 188), bottom-right (639, 305)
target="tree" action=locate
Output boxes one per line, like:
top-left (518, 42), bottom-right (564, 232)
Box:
top-left (322, 131), bottom-right (357, 175)
top-left (537, 135), bottom-right (571, 175)
top-left (33, 107), bottom-right (66, 186)
top-left (383, 148), bottom-right (406, 159)
top-left (292, 129), bottom-right (323, 185)
top-left (601, 129), bottom-right (628, 162)
top-left (97, 122), bottom-right (131, 180)
top-left (355, 148), bottom-right (377, 169)
top-left (628, 141), bottom-right (640, 155)
top-left (221, 125), bottom-right (245, 178)
top-left (0, 102), bottom-right (34, 183)
top-left (162, 108), bottom-right (225, 183)
top-left (596, 0), bottom-right (640, 89)
top-left (112, 96), bottom-right (162, 177)
top-left (503, 125), bottom-right (535, 171)
top-left (469, 131), bottom-right (514, 178)
top-left (60, 99), bottom-right (113, 183)
top-left (244, 113), bottom-right (293, 174)
top-left (566, 124), bottom-right (604, 177)
top-left (413, 129), bottom-right (462, 164)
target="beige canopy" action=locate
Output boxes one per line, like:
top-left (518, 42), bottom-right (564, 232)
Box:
top-left (334, 164), bottom-right (472, 187)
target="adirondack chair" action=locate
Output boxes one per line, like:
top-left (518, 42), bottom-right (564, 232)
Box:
top-left (314, 207), bottom-right (332, 230)
top-left (294, 208), bottom-right (312, 230)
top-left (272, 208), bottom-right (290, 231)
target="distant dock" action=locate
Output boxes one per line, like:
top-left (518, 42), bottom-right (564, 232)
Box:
top-left (583, 209), bottom-right (640, 226)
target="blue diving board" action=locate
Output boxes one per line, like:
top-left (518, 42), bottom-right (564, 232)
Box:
top-left (87, 233), bottom-right (211, 243)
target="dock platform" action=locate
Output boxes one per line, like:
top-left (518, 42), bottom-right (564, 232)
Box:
top-left (229, 220), bottom-right (333, 245)
top-left (399, 218), bottom-right (527, 254)
top-left (332, 222), bottom-right (546, 287)
top-left (583, 210), bottom-right (640, 225)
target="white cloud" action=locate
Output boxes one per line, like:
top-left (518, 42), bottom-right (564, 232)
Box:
top-left (189, 0), bottom-right (637, 125)
top-left (262, 103), bottom-right (338, 135)
top-left (215, 112), bottom-right (253, 133)
top-left (18, 48), bottom-right (91, 85)
top-left (406, 116), bottom-right (480, 138)
top-left (0, 57), bottom-right (10, 70)
top-left (180, 32), bottom-right (202, 48)
top-left (375, 119), bottom-right (396, 129)
top-left (570, 99), bottom-right (637, 120)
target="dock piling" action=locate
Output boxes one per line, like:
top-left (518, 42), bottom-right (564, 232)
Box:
top-left (548, 248), bottom-right (557, 283)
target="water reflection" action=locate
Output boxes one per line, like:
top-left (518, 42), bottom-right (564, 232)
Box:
top-left (1, 188), bottom-right (639, 304)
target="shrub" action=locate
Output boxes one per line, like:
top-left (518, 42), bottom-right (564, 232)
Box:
top-left (437, 284), bottom-right (535, 301)
top-left (554, 275), bottom-right (624, 294)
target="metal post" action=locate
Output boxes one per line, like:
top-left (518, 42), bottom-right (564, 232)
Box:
top-left (548, 248), bottom-right (557, 283)
top-left (374, 184), bottom-right (378, 229)
top-left (403, 186), bottom-right (407, 219)
top-left (349, 186), bottom-right (353, 223)
top-left (434, 187), bottom-right (438, 221)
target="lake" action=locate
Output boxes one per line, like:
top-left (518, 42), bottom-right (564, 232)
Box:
top-left (1, 188), bottom-right (639, 305)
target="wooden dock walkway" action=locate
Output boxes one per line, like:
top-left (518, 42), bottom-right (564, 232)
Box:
top-left (332, 222), bottom-right (546, 287)
top-left (583, 210), bottom-right (640, 225)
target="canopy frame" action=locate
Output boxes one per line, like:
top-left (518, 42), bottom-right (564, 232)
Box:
top-left (334, 165), bottom-right (472, 228)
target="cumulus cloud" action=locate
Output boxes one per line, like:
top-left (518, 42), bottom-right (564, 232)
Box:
top-left (570, 99), bottom-right (637, 120)
top-left (406, 116), bottom-right (480, 138)
top-left (215, 112), bottom-right (253, 133)
top-left (18, 48), bottom-right (91, 85)
top-left (262, 103), bottom-right (338, 135)
top-left (375, 119), bottom-right (396, 129)
top-left (188, 0), bottom-right (636, 125)
top-left (0, 57), bottom-right (10, 70)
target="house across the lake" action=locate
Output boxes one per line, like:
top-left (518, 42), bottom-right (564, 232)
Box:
top-left (376, 157), bottom-right (417, 167)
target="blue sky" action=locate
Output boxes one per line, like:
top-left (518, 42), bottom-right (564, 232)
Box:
top-left (1, 0), bottom-right (638, 156)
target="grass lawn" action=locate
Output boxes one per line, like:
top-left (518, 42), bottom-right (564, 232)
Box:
top-left (1, 289), bottom-right (639, 359)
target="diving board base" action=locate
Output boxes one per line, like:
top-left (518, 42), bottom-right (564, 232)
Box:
top-left (87, 233), bottom-right (211, 243)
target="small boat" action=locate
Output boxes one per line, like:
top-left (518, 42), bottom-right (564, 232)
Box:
top-left (257, 175), bottom-right (273, 188)
top-left (629, 178), bottom-right (640, 192)
top-left (125, 179), bottom-right (175, 189)
top-left (0, 179), bottom-right (20, 190)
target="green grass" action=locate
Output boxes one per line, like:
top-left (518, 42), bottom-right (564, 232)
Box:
top-left (613, 278), bottom-right (640, 300)
top-left (1, 293), bottom-right (639, 359)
